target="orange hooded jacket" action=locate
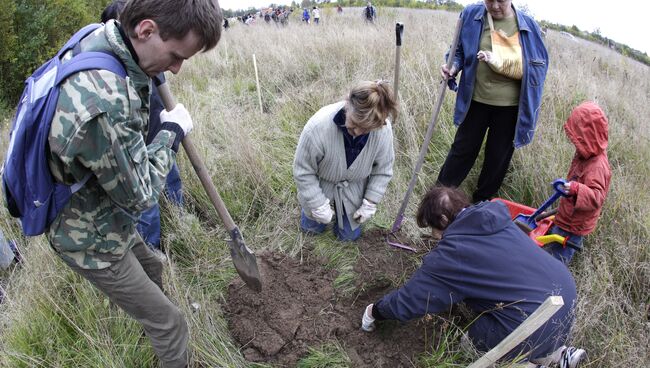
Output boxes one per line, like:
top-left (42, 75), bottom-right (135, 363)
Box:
top-left (554, 102), bottom-right (611, 236)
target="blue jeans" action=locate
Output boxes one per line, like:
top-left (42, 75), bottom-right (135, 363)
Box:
top-left (137, 164), bottom-right (184, 249)
top-left (545, 225), bottom-right (583, 265)
top-left (300, 209), bottom-right (361, 241)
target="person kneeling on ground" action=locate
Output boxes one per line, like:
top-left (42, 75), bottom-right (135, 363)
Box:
top-left (293, 80), bottom-right (397, 241)
top-left (361, 186), bottom-right (586, 367)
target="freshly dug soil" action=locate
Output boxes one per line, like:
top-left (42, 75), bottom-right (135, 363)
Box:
top-left (225, 230), bottom-right (442, 367)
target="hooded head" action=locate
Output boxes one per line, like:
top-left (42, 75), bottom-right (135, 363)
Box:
top-left (564, 101), bottom-right (609, 158)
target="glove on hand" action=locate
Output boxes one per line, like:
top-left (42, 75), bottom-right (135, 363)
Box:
top-left (561, 181), bottom-right (573, 195)
top-left (311, 199), bottom-right (334, 224)
top-left (361, 304), bottom-right (375, 332)
top-left (353, 199), bottom-right (376, 224)
top-left (160, 103), bottom-right (193, 135)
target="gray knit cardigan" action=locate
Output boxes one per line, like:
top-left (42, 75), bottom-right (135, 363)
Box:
top-left (293, 101), bottom-right (395, 230)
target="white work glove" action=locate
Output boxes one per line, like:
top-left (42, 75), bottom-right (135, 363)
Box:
top-left (160, 103), bottom-right (193, 135)
top-left (361, 304), bottom-right (375, 332)
top-left (311, 199), bottom-right (334, 224)
top-left (561, 181), bottom-right (573, 195)
top-left (353, 199), bottom-right (376, 224)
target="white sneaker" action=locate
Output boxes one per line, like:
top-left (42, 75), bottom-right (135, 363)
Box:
top-left (560, 346), bottom-right (586, 368)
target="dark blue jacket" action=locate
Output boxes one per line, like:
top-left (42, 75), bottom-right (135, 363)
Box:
top-left (376, 201), bottom-right (576, 359)
top-left (136, 73), bottom-right (183, 248)
top-left (449, 4), bottom-right (548, 148)
top-left (333, 108), bottom-right (369, 168)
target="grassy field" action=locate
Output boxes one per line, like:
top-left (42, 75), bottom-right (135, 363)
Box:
top-left (1, 7), bottom-right (649, 367)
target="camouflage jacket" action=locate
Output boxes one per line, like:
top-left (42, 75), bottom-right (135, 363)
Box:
top-left (47, 20), bottom-right (177, 269)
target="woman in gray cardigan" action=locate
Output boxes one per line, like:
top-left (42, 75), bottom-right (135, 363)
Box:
top-left (293, 80), bottom-right (398, 241)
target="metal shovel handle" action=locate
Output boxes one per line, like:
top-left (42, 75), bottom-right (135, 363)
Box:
top-left (390, 17), bottom-right (462, 234)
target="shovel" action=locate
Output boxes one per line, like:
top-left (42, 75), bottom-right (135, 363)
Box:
top-left (156, 79), bottom-right (262, 292)
top-left (386, 18), bottom-right (462, 252)
top-left (513, 178), bottom-right (568, 233)
top-left (393, 22), bottom-right (404, 104)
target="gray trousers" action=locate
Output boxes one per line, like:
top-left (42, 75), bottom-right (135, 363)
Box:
top-left (67, 242), bottom-right (188, 368)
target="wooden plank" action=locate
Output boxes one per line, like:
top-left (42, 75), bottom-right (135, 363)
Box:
top-left (467, 296), bottom-right (564, 368)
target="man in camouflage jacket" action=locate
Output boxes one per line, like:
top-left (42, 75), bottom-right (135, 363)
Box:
top-left (46, 1), bottom-right (222, 366)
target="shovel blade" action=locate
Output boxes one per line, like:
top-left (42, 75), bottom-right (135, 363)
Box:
top-left (227, 227), bottom-right (262, 292)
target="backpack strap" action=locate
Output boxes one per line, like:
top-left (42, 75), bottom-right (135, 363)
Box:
top-left (56, 51), bottom-right (127, 85)
top-left (70, 172), bottom-right (92, 194)
top-left (53, 51), bottom-right (126, 198)
top-left (57, 24), bottom-right (103, 58)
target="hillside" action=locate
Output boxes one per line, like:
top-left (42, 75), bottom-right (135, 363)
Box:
top-left (1, 7), bottom-right (649, 367)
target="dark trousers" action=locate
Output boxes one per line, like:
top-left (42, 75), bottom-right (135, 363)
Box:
top-left (468, 310), bottom-right (570, 361)
top-left (437, 100), bottom-right (518, 202)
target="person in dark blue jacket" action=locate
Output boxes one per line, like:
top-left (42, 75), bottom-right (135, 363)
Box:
top-left (361, 186), bottom-right (586, 367)
top-left (136, 73), bottom-right (184, 252)
top-left (437, 0), bottom-right (548, 203)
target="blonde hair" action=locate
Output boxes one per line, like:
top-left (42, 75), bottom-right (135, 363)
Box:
top-left (346, 80), bottom-right (398, 130)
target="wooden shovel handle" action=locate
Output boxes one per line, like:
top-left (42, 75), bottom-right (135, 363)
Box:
top-left (156, 81), bottom-right (237, 231)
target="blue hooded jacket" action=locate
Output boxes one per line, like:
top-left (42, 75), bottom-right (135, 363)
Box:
top-left (376, 201), bottom-right (575, 359)
top-left (449, 3), bottom-right (548, 148)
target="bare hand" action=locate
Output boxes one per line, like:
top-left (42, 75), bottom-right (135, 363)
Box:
top-left (440, 64), bottom-right (457, 80)
top-left (477, 50), bottom-right (489, 61)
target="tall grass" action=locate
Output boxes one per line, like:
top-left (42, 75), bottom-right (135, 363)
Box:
top-left (1, 7), bottom-right (648, 367)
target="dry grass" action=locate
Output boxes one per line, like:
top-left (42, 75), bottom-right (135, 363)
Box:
top-left (1, 7), bottom-right (648, 367)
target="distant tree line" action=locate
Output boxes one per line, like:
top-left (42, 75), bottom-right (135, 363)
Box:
top-left (539, 20), bottom-right (650, 67)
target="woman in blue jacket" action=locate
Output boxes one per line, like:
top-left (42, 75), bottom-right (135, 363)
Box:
top-left (437, 0), bottom-right (548, 203)
top-left (361, 186), bottom-right (585, 367)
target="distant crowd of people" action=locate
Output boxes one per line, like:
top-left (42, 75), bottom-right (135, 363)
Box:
top-left (222, 2), bottom-right (379, 29)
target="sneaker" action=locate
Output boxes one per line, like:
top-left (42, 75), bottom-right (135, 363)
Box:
top-left (560, 346), bottom-right (586, 368)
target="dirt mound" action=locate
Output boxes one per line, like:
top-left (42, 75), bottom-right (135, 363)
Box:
top-left (225, 230), bottom-right (441, 367)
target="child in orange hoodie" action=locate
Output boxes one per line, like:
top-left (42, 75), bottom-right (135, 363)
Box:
top-left (548, 101), bottom-right (611, 264)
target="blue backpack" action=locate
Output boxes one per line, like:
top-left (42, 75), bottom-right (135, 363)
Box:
top-left (1, 23), bottom-right (127, 236)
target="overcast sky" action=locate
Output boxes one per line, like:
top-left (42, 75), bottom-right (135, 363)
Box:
top-left (218, 0), bottom-right (649, 54)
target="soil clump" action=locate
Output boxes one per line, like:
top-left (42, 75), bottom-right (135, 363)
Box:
top-left (225, 230), bottom-right (442, 367)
